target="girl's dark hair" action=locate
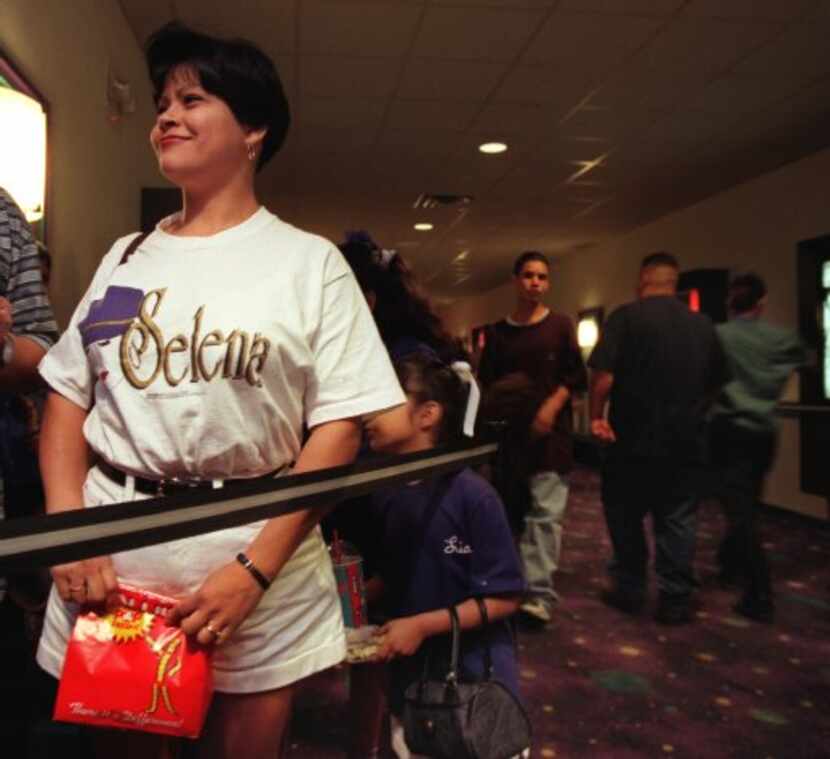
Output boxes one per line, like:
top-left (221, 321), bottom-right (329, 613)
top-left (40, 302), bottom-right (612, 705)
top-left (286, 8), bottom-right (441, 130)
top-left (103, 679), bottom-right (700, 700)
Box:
top-left (145, 22), bottom-right (290, 171)
top-left (339, 232), bottom-right (464, 363)
top-left (396, 354), bottom-right (468, 446)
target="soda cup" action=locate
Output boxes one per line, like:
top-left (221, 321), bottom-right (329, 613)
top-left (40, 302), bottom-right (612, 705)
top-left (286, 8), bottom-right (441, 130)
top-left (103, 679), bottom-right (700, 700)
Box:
top-left (329, 540), bottom-right (368, 628)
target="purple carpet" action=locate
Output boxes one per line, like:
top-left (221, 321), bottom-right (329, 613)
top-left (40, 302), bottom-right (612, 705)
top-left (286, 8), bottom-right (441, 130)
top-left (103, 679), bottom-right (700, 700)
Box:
top-left (288, 467), bottom-right (830, 758)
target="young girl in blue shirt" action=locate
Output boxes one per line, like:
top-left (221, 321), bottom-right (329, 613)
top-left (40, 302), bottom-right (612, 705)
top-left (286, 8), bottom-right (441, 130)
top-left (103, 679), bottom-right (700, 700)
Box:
top-left (364, 353), bottom-right (527, 758)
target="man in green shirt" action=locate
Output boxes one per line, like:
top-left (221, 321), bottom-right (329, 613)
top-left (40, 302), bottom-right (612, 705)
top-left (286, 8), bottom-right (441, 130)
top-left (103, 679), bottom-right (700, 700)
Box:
top-left (710, 272), bottom-right (806, 623)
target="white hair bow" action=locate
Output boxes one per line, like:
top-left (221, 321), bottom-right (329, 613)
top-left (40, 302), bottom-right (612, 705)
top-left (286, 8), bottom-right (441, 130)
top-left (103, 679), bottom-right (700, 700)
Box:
top-left (451, 361), bottom-right (480, 437)
top-left (377, 248), bottom-right (397, 269)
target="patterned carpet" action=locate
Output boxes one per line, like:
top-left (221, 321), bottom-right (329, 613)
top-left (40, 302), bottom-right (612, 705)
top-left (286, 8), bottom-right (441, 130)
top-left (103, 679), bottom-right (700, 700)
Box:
top-left (288, 467), bottom-right (830, 759)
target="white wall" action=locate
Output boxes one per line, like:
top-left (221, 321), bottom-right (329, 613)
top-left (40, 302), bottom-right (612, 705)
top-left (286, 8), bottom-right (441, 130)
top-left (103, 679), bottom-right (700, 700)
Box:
top-left (1, 0), bottom-right (163, 325)
top-left (442, 147), bottom-right (830, 520)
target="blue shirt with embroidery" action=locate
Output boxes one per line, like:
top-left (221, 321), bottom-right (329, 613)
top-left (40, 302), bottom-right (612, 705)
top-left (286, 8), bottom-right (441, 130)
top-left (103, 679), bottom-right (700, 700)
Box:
top-left (371, 467), bottom-right (525, 711)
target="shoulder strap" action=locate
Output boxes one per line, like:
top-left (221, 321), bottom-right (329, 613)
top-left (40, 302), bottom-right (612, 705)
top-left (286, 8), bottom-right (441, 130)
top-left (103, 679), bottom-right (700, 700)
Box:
top-left (474, 597), bottom-right (494, 679)
top-left (118, 231), bottom-right (151, 266)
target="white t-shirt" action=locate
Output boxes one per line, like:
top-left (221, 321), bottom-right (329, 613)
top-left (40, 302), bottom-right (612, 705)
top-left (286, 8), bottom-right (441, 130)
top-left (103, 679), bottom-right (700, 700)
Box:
top-left (40, 207), bottom-right (405, 478)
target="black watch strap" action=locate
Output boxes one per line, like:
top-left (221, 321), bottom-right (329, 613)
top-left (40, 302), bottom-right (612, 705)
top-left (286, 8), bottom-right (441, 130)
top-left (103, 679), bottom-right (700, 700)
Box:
top-left (236, 552), bottom-right (271, 591)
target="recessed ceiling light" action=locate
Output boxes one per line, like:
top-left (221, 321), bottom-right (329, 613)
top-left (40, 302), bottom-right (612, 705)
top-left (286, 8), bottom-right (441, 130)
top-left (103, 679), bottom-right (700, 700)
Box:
top-left (479, 142), bottom-right (508, 155)
top-left (414, 223), bottom-right (434, 231)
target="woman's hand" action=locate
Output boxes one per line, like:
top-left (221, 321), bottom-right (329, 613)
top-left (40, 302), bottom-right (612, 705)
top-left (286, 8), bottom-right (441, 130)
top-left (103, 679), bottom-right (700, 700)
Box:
top-left (51, 555), bottom-right (118, 606)
top-left (167, 560), bottom-right (265, 647)
top-left (377, 616), bottom-right (427, 661)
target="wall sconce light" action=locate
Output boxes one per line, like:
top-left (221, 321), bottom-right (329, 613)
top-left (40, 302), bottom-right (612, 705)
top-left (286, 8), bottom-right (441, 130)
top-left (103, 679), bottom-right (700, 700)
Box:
top-left (577, 307), bottom-right (604, 351)
top-left (0, 77), bottom-right (46, 222)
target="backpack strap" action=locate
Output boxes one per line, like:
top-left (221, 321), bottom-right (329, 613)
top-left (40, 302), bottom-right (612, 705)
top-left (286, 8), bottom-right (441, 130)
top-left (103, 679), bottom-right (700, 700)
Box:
top-left (118, 231), bottom-right (151, 266)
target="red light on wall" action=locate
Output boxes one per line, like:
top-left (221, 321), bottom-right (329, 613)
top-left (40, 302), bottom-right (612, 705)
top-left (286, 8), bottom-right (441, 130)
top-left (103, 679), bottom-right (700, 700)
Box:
top-left (689, 288), bottom-right (700, 312)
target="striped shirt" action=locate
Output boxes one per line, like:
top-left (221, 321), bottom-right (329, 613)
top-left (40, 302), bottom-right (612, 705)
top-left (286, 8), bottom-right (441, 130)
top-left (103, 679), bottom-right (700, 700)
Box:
top-left (0, 187), bottom-right (59, 598)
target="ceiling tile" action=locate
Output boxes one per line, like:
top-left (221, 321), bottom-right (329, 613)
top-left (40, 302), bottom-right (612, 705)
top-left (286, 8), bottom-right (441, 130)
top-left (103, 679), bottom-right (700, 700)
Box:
top-left (411, 6), bottom-right (546, 62)
top-left (385, 99), bottom-right (479, 131)
top-left (491, 65), bottom-right (595, 114)
top-left (298, 95), bottom-right (387, 130)
top-left (118, 0), bottom-right (175, 45)
top-left (559, 0), bottom-right (685, 13)
top-left (684, 75), bottom-right (813, 117)
top-left (373, 128), bottom-right (465, 159)
top-left (588, 65), bottom-right (709, 111)
top-left (559, 106), bottom-right (663, 145)
top-left (630, 16), bottom-right (783, 77)
top-left (300, 56), bottom-right (401, 98)
top-left (681, 0), bottom-right (817, 20)
top-left (430, 0), bottom-right (556, 6)
top-left (732, 22), bottom-right (830, 78)
top-left (468, 101), bottom-right (552, 138)
top-left (295, 124), bottom-right (378, 153)
top-left (397, 59), bottom-right (508, 100)
top-left (300, 0), bottom-right (423, 56)
top-left (175, 0), bottom-right (295, 54)
top-left (484, 163), bottom-right (573, 203)
top-left (522, 11), bottom-right (665, 72)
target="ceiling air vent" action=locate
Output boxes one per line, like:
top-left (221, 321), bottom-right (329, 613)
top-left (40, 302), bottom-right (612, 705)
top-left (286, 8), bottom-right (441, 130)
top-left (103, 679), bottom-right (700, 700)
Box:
top-left (413, 193), bottom-right (474, 209)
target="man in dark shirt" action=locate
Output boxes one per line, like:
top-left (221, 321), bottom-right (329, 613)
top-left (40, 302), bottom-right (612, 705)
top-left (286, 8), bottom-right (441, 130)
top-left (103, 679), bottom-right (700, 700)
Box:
top-left (710, 273), bottom-right (805, 623)
top-left (588, 252), bottom-right (728, 625)
top-left (479, 251), bottom-right (587, 624)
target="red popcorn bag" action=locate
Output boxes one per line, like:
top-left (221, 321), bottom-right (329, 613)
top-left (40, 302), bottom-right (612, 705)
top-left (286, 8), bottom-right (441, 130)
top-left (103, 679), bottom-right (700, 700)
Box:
top-left (54, 585), bottom-right (213, 738)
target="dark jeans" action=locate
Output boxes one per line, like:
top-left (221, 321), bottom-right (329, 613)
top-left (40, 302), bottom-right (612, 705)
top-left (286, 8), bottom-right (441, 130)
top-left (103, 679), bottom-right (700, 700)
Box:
top-left (709, 418), bottom-right (776, 602)
top-left (601, 452), bottom-right (702, 601)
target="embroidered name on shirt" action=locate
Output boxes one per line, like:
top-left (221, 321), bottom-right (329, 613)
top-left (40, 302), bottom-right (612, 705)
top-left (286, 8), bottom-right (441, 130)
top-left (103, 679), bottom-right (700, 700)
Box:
top-left (119, 288), bottom-right (271, 389)
top-left (443, 536), bottom-right (473, 555)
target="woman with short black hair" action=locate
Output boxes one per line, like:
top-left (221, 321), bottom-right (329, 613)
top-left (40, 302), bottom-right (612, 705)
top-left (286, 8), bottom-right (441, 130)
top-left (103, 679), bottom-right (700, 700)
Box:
top-left (36, 22), bottom-right (403, 758)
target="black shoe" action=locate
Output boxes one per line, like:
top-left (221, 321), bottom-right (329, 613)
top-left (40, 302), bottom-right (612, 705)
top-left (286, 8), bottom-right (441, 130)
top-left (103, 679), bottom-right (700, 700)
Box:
top-left (733, 597), bottom-right (774, 624)
top-left (600, 589), bottom-right (645, 616)
top-left (655, 597), bottom-right (693, 626)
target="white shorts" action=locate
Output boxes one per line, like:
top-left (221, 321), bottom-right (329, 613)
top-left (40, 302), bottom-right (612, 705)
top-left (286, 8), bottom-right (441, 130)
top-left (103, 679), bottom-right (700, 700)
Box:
top-left (37, 465), bottom-right (346, 693)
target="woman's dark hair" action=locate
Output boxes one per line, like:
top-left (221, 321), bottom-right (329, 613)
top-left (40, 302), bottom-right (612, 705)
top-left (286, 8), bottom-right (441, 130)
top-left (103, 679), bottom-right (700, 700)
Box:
top-left (396, 354), bottom-right (468, 446)
top-left (145, 22), bottom-right (290, 171)
top-left (339, 231), bottom-right (465, 363)
top-left (728, 271), bottom-right (767, 314)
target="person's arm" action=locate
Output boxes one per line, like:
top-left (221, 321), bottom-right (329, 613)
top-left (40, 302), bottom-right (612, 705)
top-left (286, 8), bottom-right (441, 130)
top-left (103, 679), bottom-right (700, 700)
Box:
top-left (39, 391), bottom-right (119, 604)
top-left (169, 417), bottom-right (363, 646)
top-left (530, 317), bottom-right (587, 437)
top-left (531, 385), bottom-right (570, 438)
top-left (0, 332), bottom-right (49, 392)
top-left (589, 370), bottom-right (615, 442)
top-left (377, 595), bottom-right (521, 661)
top-left (475, 325), bottom-right (498, 388)
top-left (586, 307), bottom-right (626, 443)
top-left (0, 192), bottom-right (59, 391)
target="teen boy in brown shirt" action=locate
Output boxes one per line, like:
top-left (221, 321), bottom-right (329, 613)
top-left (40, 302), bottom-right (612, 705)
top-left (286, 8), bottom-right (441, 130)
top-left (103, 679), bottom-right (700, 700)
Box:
top-left (479, 251), bottom-right (587, 624)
